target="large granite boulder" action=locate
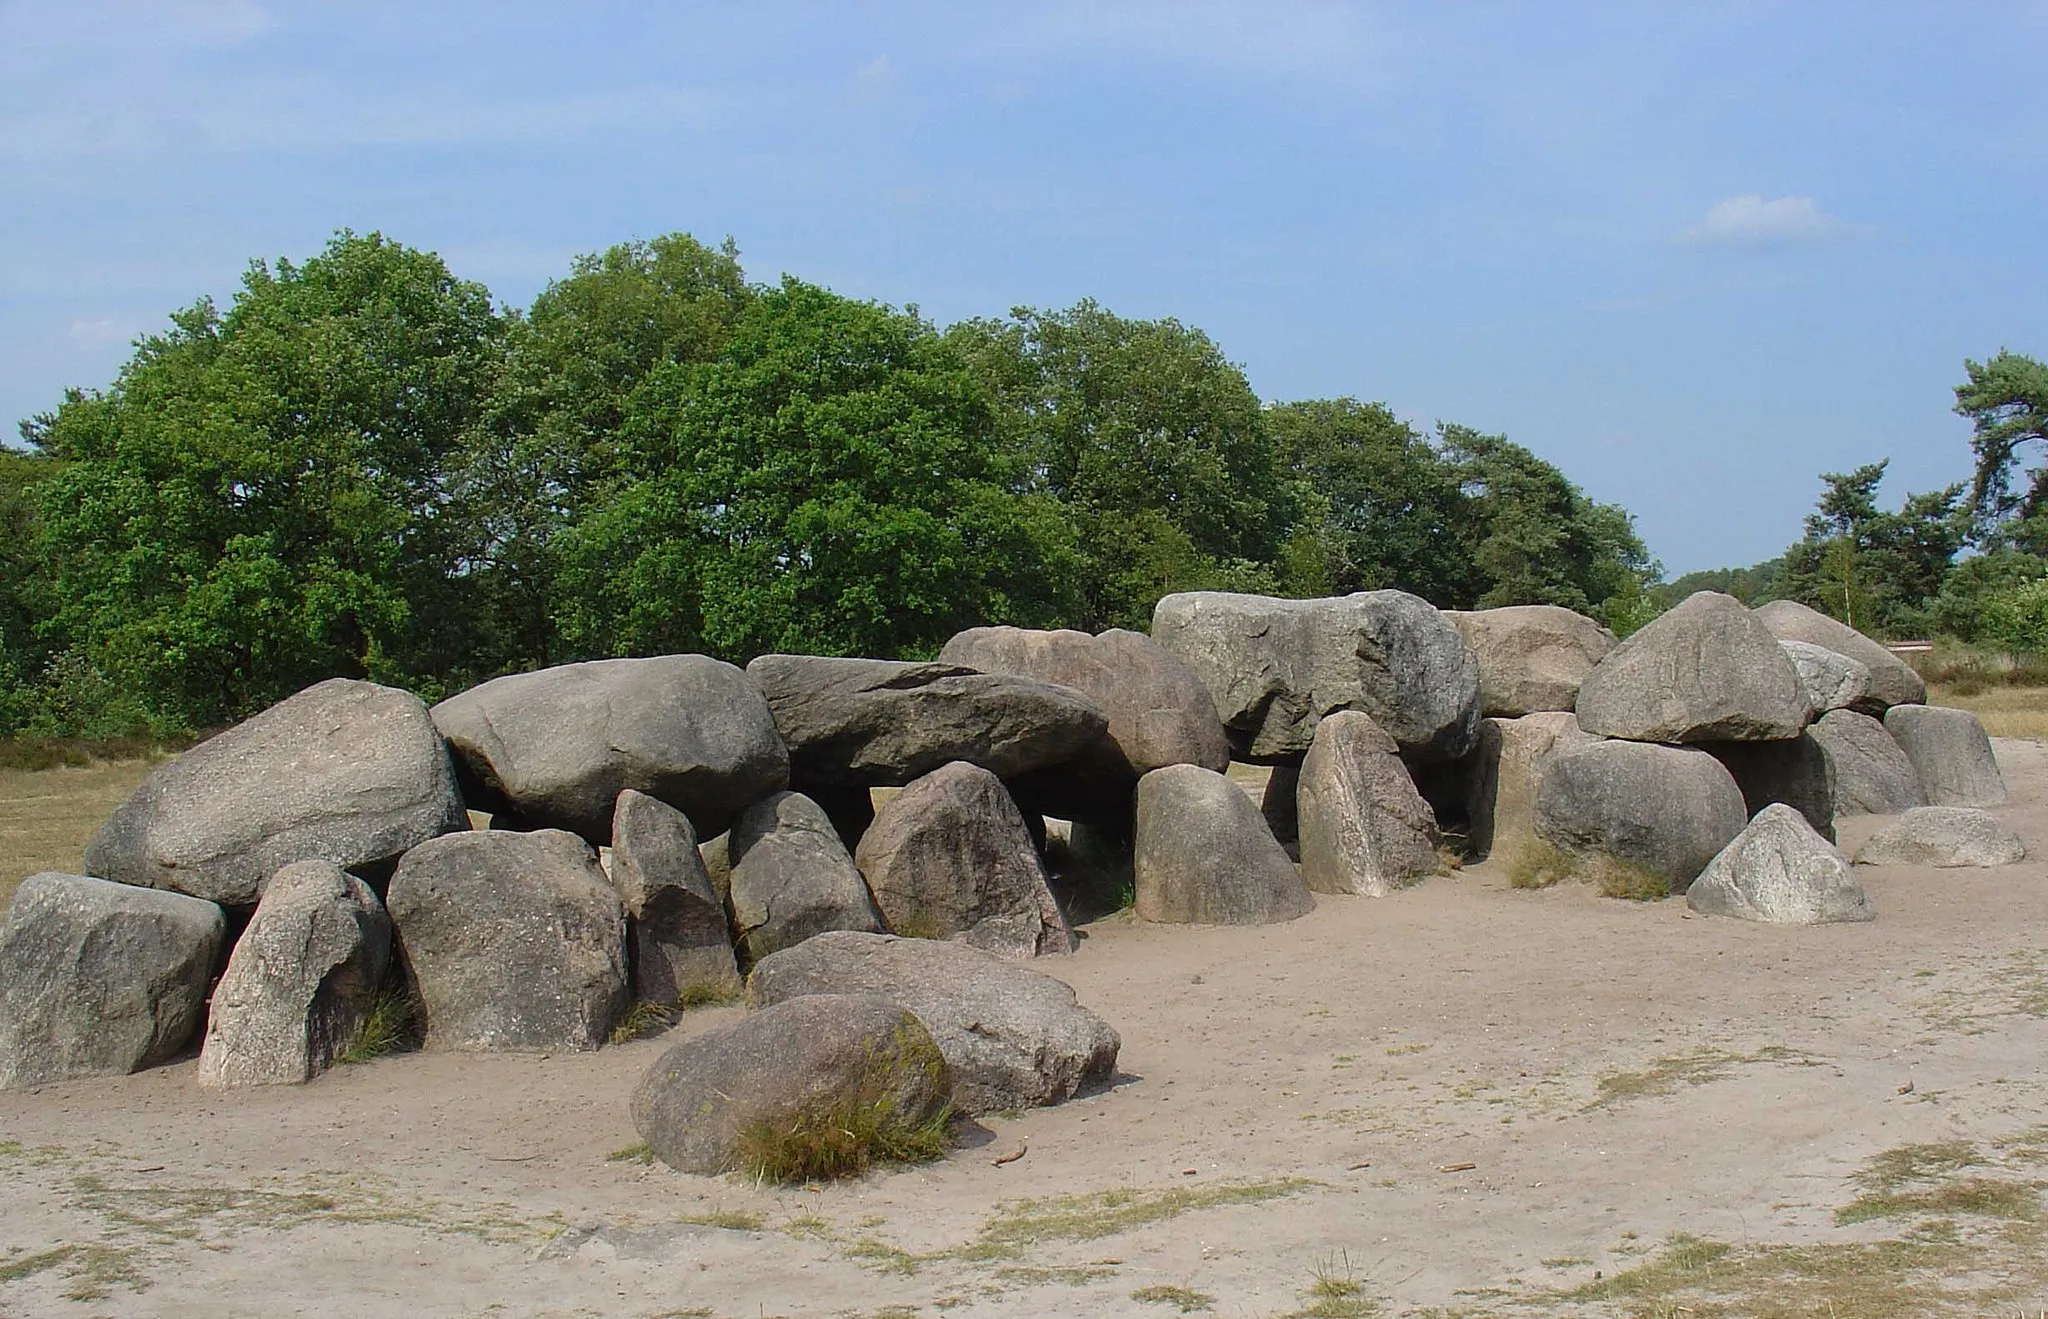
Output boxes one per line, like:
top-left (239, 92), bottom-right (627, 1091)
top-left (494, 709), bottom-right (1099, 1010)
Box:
top-left (938, 626), bottom-right (1228, 777)
top-left (1296, 710), bottom-right (1440, 896)
top-left (1465, 712), bottom-right (1601, 862)
top-left (726, 791), bottom-right (884, 964)
top-left (1779, 639), bottom-right (1871, 716)
top-left (1534, 740), bottom-right (1748, 893)
top-left (939, 626), bottom-right (1229, 820)
top-left (1808, 709), bottom-right (1926, 816)
top-left (0, 873), bottom-right (223, 1089)
top-left (853, 762), bottom-right (1071, 957)
top-left (1687, 804), bottom-right (1873, 925)
top-left (1854, 806), bottom-right (2026, 868)
top-left (386, 830), bottom-right (627, 1052)
top-left (748, 931), bottom-right (1118, 1114)
top-left (1574, 592), bottom-right (1808, 743)
top-left (1133, 764), bottom-right (1314, 924)
top-left (1150, 590), bottom-right (1481, 763)
top-left (1448, 605), bottom-right (1617, 717)
top-left (197, 861), bottom-right (391, 1088)
top-left (1755, 599), bottom-right (1925, 709)
top-left (432, 655), bottom-right (788, 844)
top-left (1883, 705), bottom-right (2008, 807)
top-left (746, 655), bottom-right (1107, 789)
top-left (1705, 733), bottom-right (1837, 841)
top-left (630, 993), bottom-right (950, 1175)
top-left (610, 790), bottom-right (739, 1003)
top-left (83, 679), bottom-right (465, 907)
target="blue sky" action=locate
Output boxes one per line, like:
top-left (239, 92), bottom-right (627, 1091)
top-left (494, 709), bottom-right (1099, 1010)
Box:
top-left (3, 2), bottom-right (2045, 574)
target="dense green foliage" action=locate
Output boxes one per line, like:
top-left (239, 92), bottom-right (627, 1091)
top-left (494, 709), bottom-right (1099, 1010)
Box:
top-left (5, 230), bottom-right (1660, 733)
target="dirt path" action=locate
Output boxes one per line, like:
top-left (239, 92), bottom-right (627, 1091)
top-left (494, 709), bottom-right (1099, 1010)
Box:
top-left (5, 745), bottom-right (2048, 1317)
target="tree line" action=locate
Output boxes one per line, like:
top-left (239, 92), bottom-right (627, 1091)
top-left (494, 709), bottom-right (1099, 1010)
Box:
top-left (0, 231), bottom-right (1655, 738)
top-left (1660, 349), bottom-right (2048, 653)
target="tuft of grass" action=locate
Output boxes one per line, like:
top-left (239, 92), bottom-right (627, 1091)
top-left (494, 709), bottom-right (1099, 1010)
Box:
top-left (675, 1209), bottom-right (763, 1231)
top-left (606, 1142), bottom-right (655, 1164)
top-left (1279, 1252), bottom-right (1379, 1317)
top-left (336, 988), bottom-right (419, 1064)
top-left (0, 1242), bottom-right (150, 1302)
top-left (609, 999), bottom-right (679, 1044)
top-left (1131, 1283), bottom-right (1216, 1312)
top-left (730, 1028), bottom-right (955, 1184)
top-left (1505, 838), bottom-right (1572, 889)
top-left (1504, 838), bottom-right (1668, 899)
top-left (676, 979), bottom-right (745, 1009)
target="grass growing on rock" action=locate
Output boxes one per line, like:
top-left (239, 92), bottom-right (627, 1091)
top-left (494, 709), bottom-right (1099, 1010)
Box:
top-left (731, 1029), bottom-right (955, 1184)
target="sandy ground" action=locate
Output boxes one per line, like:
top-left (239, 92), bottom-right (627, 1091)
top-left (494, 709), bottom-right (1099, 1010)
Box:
top-left (5, 745), bottom-right (2048, 1318)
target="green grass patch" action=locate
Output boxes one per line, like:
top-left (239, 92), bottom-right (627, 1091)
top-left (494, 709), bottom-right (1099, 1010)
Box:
top-left (1836, 1139), bottom-right (2040, 1225)
top-left (1505, 838), bottom-right (1668, 899)
top-left (675, 1209), bottom-right (763, 1231)
top-left (606, 1142), bottom-right (655, 1164)
top-left (608, 999), bottom-right (679, 1044)
top-left (676, 979), bottom-right (745, 1009)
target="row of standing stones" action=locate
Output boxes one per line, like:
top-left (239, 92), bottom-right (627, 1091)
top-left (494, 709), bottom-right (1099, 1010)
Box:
top-left (0, 590), bottom-right (2023, 1176)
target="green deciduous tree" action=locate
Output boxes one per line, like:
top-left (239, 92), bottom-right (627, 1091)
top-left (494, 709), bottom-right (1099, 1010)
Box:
top-left (23, 231), bottom-right (509, 729)
top-left (949, 301), bottom-right (1294, 628)
top-left (1437, 425), bottom-right (1658, 625)
top-left (1266, 399), bottom-right (1480, 603)
top-left (556, 278), bottom-right (1080, 660)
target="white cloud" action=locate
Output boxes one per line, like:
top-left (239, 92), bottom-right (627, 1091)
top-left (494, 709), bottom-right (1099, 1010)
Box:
top-left (1674, 194), bottom-right (1854, 246)
top-left (66, 317), bottom-right (133, 346)
top-left (853, 55), bottom-right (899, 100)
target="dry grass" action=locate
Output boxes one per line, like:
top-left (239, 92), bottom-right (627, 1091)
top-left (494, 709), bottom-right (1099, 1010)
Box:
top-left (1929, 683), bottom-right (2048, 739)
top-left (1504, 838), bottom-right (1669, 900)
top-left (0, 757), bottom-right (157, 910)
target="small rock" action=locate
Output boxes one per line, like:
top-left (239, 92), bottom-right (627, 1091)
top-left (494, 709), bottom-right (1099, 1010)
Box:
top-left (1778, 639), bottom-right (1872, 716)
top-left (1754, 600), bottom-right (1925, 709)
top-left (1854, 806), bottom-right (2026, 868)
top-left (1687, 804), bottom-right (1873, 925)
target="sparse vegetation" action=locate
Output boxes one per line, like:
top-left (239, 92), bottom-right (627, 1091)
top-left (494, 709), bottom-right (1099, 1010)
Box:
top-left (1837, 1139), bottom-right (2039, 1225)
top-left (608, 999), bottom-right (680, 1044)
top-left (1131, 1283), bottom-right (1216, 1311)
top-left (606, 1142), bottom-right (655, 1164)
top-left (730, 1031), bottom-right (955, 1184)
top-left (1588, 1045), bottom-right (1804, 1110)
top-left (1505, 838), bottom-right (1572, 889)
top-left (1279, 1252), bottom-right (1379, 1317)
top-left (677, 979), bottom-right (746, 1009)
top-left (959, 1179), bottom-right (1319, 1259)
top-left (675, 1209), bottom-right (764, 1231)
